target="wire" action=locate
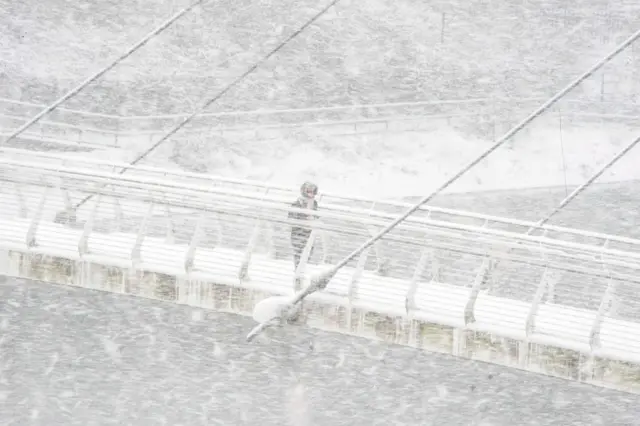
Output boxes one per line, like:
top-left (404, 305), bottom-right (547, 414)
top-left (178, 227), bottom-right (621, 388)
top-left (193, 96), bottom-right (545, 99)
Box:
top-left (325, 27), bottom-right (640, 274)
top-left (76, 0), bottom-right (344, 209)
top-left (529, 133), bottom-right (640, 233)
top-left (1, 0), bottom-right (204, 146)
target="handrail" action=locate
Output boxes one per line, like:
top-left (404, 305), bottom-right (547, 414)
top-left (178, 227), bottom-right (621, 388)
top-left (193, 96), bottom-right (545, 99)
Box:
top-left (2, 146), bottom-right (639, 252)
top-left (3, 155), bottom-right (640, 265)
top-left (5, 170), bottom-right (638, 274)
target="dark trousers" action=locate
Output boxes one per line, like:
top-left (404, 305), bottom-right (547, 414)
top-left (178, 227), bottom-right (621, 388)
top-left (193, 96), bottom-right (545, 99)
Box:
top-left (292, 235), bottom-right (314, 270)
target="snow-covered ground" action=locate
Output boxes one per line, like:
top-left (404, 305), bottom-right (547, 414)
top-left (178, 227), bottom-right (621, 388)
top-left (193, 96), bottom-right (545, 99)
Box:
top-left (45, 117), bottom-right (638, 199)
top-left (168, 122), bottom-right (640, 198)
top-left (2, 0), bottom-right (639, 200)
top-left (2, 0), bottom-right (639, 114)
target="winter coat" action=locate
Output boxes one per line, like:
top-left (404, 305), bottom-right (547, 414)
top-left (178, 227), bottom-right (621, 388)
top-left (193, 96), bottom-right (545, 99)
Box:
top-left (288, 197), bottom-right (319, 246)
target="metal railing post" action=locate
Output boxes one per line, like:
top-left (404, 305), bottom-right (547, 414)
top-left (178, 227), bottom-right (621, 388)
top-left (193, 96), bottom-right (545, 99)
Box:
top-left (239, 220), bottom-right (262, 281)
top-left (14, 183), bottom-right (28, 218)
top-left (463, 257), bottom-right (493, 326)
top-left (590, 240), bottom-right (619, 351)
top-left (78, 195), bottom-right (101, 256)
top-left (112, 198), bottom-right (123, 232)
top-left (131, 202), bottom-right (154, 265)
top-left (405, 246), bottom-right (430, 314)
top-left (184, 213), bottom-right (206, 273)
top-left (25, 187), bottom-right (48, 248)
top-left (590, 277), bottom-right (618, 352)
top-left (164, 205), bottom-right (175, 244)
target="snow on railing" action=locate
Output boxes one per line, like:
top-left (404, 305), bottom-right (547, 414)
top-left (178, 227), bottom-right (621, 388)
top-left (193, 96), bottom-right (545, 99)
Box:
top-left (1, 152), bottom-right (640, 372)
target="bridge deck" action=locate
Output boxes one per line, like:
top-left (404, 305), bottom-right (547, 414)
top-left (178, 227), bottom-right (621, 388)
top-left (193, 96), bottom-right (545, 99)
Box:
top-left (0, 215), bottom-right (638, 365)
top-left (0, 151), bottom-right (640, 370)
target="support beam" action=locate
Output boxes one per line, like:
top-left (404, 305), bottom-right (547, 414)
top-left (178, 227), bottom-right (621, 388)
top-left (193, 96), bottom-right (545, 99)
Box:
top-left (405, 246), bottom-right (430, 314)
top-left (590, 277), bottom-right (618, 351)
top-left (165, 205), bottom-right (175, 244)
top-left (239, 220), bottom-right (263, 281)
top-left (131, 203), bottom-right (155, 265)
top-left (79, 195), bottom-right (102, 256)
top-left (463, 258), bottom-right (493, 325)
top-left (25, 187), bottom-right (48, 248)
top-left (184, 213), bottom-right (207, 273)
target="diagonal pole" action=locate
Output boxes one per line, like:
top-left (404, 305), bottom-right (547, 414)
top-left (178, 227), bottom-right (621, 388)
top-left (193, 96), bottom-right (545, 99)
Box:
top-left (313, 27), bottom-right (640, 283)
top-left (527, 133), bottom-right (640, 234)
top-left (74, 0), bottom-right (343, 210)
top-left (478, 133), bottom-right (640, 278)
top-left (0, 0), bottom-right (204, 146)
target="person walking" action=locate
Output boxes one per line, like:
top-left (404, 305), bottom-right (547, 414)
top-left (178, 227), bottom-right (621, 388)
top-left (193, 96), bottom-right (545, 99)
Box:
top-left (288, 181), bottom-right (319, 270)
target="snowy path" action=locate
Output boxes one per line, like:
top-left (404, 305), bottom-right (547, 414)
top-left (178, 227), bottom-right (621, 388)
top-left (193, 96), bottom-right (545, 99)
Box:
top-left (1, 277), bottom-right (639, 426)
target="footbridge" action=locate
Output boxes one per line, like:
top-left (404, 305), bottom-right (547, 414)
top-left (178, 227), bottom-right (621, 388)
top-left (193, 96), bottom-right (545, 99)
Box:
top-left (0, 147), bottom-right (639, 392)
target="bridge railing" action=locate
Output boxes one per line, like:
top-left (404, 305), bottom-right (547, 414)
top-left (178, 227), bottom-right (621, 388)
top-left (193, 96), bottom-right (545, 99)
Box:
top-left (1, 156), bottom-right (640, 332)
top-left (3, 153), bottom-right (640, 272)
top-left (1, 154), bottom-right (640, 388)
top-left (4, 146), bottom-right (640, 255)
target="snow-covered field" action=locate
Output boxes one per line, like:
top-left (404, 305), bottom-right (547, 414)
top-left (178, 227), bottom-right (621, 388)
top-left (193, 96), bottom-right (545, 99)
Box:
top-left (146, 119), bottom-right (640, 198)
top-left (2, 0), bottom-right (639, 114)
top-left (14, 113), bottom-right (638, 199)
